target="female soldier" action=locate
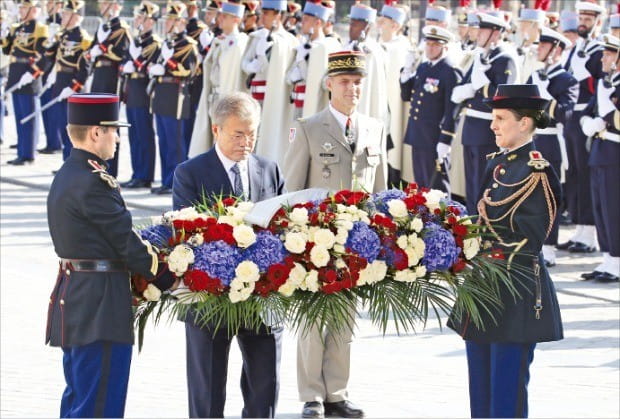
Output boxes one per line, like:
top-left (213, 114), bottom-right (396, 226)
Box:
top-left (448, 84), bottom-right (564, 418)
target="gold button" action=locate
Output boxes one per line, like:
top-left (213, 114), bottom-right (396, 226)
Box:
top-left (467, 104), bottom-right (472, 108)
top-left (500, 168), bottom-right (506, 175)
top-left (411, 89), bottom-right (415, 94)
top-left (415, 108), bottom-right (419, 112)
top-left (414, 116), bottom-right (418, 120)
top-left (417, 100), bottom-right (421, 104)
top-left (65, 269), bottom-right (71, 276)
top-left (492, 183), bottom-right (499, 188)
top-left (420, 92), bottom-right (424, 97)
top-left (60, 299), bottom-right (65, 305)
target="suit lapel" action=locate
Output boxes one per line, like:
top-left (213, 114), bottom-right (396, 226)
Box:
top-left (207, 148), bottom-right (234, 197)
top-left (248, 155), bottom-right (263, 202)
top-left (321, 108), bottom-right (353, 153)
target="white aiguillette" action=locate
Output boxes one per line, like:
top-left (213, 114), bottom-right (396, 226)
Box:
top-left (243, 188), bottom-right (330, 228)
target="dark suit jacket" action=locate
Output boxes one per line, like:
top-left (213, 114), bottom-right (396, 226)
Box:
top-left (172, 147), bottom-right (286, 210)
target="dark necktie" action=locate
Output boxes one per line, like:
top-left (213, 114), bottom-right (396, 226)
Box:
top-left (345, 117), bottom-right (355, 152)
top-left (231, 163), bottom-right (243, 197)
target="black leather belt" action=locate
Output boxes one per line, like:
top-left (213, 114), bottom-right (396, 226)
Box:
top-left (95, 59), bottom-right (118, 67)
top-left (60, 259), bottom-right (127, 272)
top-left (158, 76), bottom-right (181, 84)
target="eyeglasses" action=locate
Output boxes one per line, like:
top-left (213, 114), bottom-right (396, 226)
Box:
top-left (222, 130), bottom-right (256, 143)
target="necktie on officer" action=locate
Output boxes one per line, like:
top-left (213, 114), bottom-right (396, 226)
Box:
top-left (345, 117), bottom-right (355, 153)
top-left (231, 163), bottom-right (244, 197)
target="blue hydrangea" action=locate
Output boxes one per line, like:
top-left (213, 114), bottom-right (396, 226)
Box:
top-left (371, 189), bottom-right (407, 214)
top-left (193, 240), bottom-right (241, 286)
top-left (441, 199), bottom-right (468, 217)
top-left (345, 221), bottom-right (381, 262)
top-left (422, 224), bottom-right (461, 272)
top-left (140, 224), bottom-right (173, 248)
top-left (242, 231), bottom-right (288, 272)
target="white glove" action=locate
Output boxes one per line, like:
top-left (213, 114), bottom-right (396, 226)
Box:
top-left (160, 42), bottom-right (174, 61)
top-left (404, 50), bottom-right (417, 70)
top-left (59, 86), bottom-right (74, 100)
top-left (286, 64), bottom-right (303, 84)
top-left (199, 29), bottom-right (214, 51)
top-left (581, 116), bottom-right (606, 137)
top-left (531, 71), bottom-right (553, 100)
top-left (0, 22), bottom-right (9, 39)
top-left (122, 61), bottom-right (135, 74)
top-left (90, 45), bottom-right (103, 61)
top-left (471, 55), bottom-right (491, 90)
top-left (129, 41), bottom-right (142, 60)
top-left (47, 23), bottom-right (59, 43)
top-left (436, 143), bottom-right (451, 159)
top-left (295, 43), bottom-right (311, 63)
top-left (571, 51), bottom-right (590, 81)
top-left (17, 72), bottom-right (34, 88)
top-left (597, 80), bottom-right (616, 117)
top-left (44, 70), bottom-right (57, 90)
top-left (97, 24), bottom-right (111, 43)
top-left (256, 36), bottom-right (274, 57)
top-left (451, 83), bottom-right (476, 104)
top-left (149, 63), bottom-right (165, 76)
top-left (244, 58), bottom-right (262, 74)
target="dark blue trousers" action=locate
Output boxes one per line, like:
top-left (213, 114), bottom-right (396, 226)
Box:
top-left (12, 93), bottom-right (36, 160)
top-left (185, 321), bottom-right (282, 418)
top-left (412, 148), bottom-right (437, 189)
top-left (41, 88), bottom-right (62, 151)
top-left (466, 341), bottom-right (536, 418)
top-left (53, 100), bottom-right (73, 160)
top-left (182, 104), bottom-right (198, 158)
top-left (564, 112), bottom-right (595, 225)
top-left (156, 114), bottom-right (187, 188)
top-left (591, 165), bottom-right (620, 257)
top-left (126, 106), bottom-right (156, 182)
top-left (462, 144), bottom-right (499, 215)
top-left (60, 341), bottom-right (132, 418)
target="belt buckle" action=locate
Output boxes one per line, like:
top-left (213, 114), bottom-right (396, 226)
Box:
top-left (94, 261), bottom-right (107, 271)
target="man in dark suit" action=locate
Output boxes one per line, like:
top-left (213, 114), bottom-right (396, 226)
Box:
top-left (172, 92), bottom-right (286, 418)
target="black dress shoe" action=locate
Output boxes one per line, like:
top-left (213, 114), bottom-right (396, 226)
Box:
top-left (323, 401), bottom-right (364, 418)
top-left (7, 157), bottom-right (34, 165)
top-left (581, 271), bottom-right (602, 280)
top-left (38, 147), bottom-right (61, 154)
top-left (544, 260), bottom-right (556, 268)
top-left (568, 242), bottom-right (596, 253)
top-left (594, 272), bottom-right (619, 283)
top-left (151, 186), bottom-right (172, 195)
top-left (556, 240), bottom-right (575, 250)
top-left (302, 401), bottom-right (325, 418)
top-left (121, 179), bottom-right (152, 188)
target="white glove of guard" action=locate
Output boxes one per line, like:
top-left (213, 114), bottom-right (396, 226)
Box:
top-left (199, 29), bottom-right (214, 51)
top-left (97, 24), bottom-right (111, 43)
top-left (571, 50), bottom-right (590, 82)
top-left (471, 54), bottom-right (491, 90)
top-left (256, 36), bottom-right (273, 57)
top-left (44, 70), bottom-right (57, 90)
top-left (295, 43), bottom-right (311, 63)
top-left (581, 116), bottom-right (606, 137)
top-left (244, 58), bottom-right (262, 74)
top-left (160, 42), bottom-right (174, 61)
top-left (436, 143), bottom-right (451, 159)
top-left (404, 50), bottom-right (417, 70)
top-left (59, 86), bottom-right (74, 100)
top-left (531, 71), bottom-right (553, 100)
top-left (122, 61), bottom-right (135, 74)
top-left (90, 45), bottom-right (103, 61)
top-left (129, 41), bottom-right (142, 60)
top-left (597, 79), bottom-right (616, 117)
top-left (0, 22), bottom-right (9, 39)
top-left (286, 64), bottom-right (304, 84)
top-left (149, 63), bottom-right (165, 76)
top-left (47, 23), bottom-right (59, 43)
top-left (451, 83), bottom-right (476, 104)
top-left (17, 72), bottom-right (34, 88)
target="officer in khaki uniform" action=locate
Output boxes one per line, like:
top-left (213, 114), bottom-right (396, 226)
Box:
top-left (283, 51), bottom-right (386, 419)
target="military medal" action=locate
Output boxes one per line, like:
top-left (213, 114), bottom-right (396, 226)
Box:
top-left (322, 166), bottom-right (331, 179)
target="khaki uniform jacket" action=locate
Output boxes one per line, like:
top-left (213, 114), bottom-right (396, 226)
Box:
top-left (283, 107), bottom-right (387, 193)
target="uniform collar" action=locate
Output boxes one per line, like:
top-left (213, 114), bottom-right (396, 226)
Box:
top-left (69, 148), bottom-right (108, 169)
top-left (502, 140), bottom-right (534, 160)
top-left (328, 103), bottom-right (358, 134)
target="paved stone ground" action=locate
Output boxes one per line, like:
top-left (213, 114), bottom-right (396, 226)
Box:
top-left (1, 116), bottom-right (619, 418)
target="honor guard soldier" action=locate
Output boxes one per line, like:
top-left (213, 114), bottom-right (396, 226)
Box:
top-left (284, 51), bottom-right (386, 419)
top-left (37, 0), bottom-right (64, 154)
top-left (457, 11), bottom-right (480, 73)
top-left (401, 25), bottom-right (460, 191)
top-left (242, 0), bottom-right (298, 164)
top-left (448, 84), bottom-right (563, 419)
top-left (46, 93), bottom-right (177, 417)
top-left (284, 1), bottom-right (302, 37)
top-left (450, 12), bottom-right (518, 214)
top-left (286, 0), bottom-right (341, 119)
top-left (321, 1), bottom-right (341, 44)
top-left (241, 0), bottom-right (260, 34)
top-left (189, 0), bottom-right (249, 156)
top-left (203, 0), bottom-right (223, 36)
top-left (378, 2), bottom-right (412, 186)
top-left (579, 34), bottom-right (620, 283)
top-left (87, 0), bottom-right (130, 178)
top-left (528, 27), bottom-right (578, 267)
top-left (148, 0), bottom-right (199, 195)
top-left (516, 8), bottom-right (545, 83)
top-left (610, 13), bottom-right (620, 39)
top-left (2, 0), bottom-right (48, 165)
top-left (559, 11), bottom-right (579, 68)
top-left (118, 0), bottom-right (161, 189)
top-left (558, 1), bottom-right (606, 253)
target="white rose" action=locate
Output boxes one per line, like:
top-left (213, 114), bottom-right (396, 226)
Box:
top-left (415, 265), bottom-right (427, 278)
top-left (278, 281), bottom-right (297, 297)
top-left (217, 215), bottom-right (237, 226)
top-left (236, 201), bottom-right (254, 213)
top-left (288, 263), bottom-right (307, 286)
top-left (405, 247), bottom-right (422, 267)
top-left (284, 232), bottom-right (307, 254)
top-left (335, 258), bottom-right (346, 269)
top-left (233, 224), bottom-right (256, 248)
top-left (394, 270), bottom-right (411, 282)
top-left (335, 228), bottom-right (349, 245)
top-left (336, 204), bottom-right (347, 213)
top-left (168, 244), bottom-right (195, 276)
top-left (336, 212), bottom-right (353, 222)
top-left (178, 207), bottom-right (200, 220)
top-left (387, 199), bottom-right (408, 218)
top-left (187, 233), bottom-right (204, 247)
top-left (372, 260), bottom-right (388, 282)
top-left (306, 226), bottom-right (319, 242)
top-left (423, 189), bottom-right (446, 211)
top-left (314, 228), bottom-right (336, 249)
top-left (235, 260), bottom-right (260, 283)
top-left (290, 207), bottom-right (309, 226)
top-left (302, 270), bottom-right (320, 292)
top-left (143, 283), bottom-right (162, 301)
top-left (228, 207), bottom-right (247, 223)
top-left (333, 244), bottom-right (345, 253)
top-left (397, 235), bottom-right (409, 250)
top-left (410, 235), bottom-right (425, 255)
top-left (334, 219), bottom-right (354, 231)
top-left (463, 237), bottom-right (481, 260)
top-left (410, 218), bottom-right (423, 233)
top-left (310, 245), bottom-right (330, 268)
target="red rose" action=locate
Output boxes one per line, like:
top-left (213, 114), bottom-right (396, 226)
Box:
top-left (322, 281), bottom-right (343, 294)
top-left (172, 219), bottom-right (184, 230)
top-left (346, 191), bottom-right (369, 206)
top-left (203, 223), bottom-right (235, 245)
top-left (489, 248), bottom-right (506, 260)
top-left (452, 259), bottom-right (467, 273)
top-left (404, 182), bottom-right (419, 195)
top-left (221, 197), bottom-right (236, 207)
top-left (453, 224), bottom-right (468, 237)
top-left (447, 205), bottom-right (461, 216)
top-left (392, 247), bottom-right (409, 270)
top-left (266, 263), bottom-right (291, 288)
top-left (309, 212), bottom-right (320, 225)
top-left (319, 202), bottom-right (329, 212)
top-left (254, 279), bottom-right (274, 297)
top-left (318, 268), bottom-right (338, 284)
top-left (184, 269), bottom-right (225, 294)
top-left (404, 194), bottom-right (426, 210)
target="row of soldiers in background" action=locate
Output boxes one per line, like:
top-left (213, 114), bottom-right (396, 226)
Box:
top-left (1, 0), bottom-right (618, 283)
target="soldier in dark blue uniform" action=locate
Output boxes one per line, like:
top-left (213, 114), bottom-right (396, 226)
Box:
top-left (1, 0), bottom-right (48, 165)
top-left (46, 93), bottom-right (177, 417)
top-left (448, 84), bottom-right (563, 418)
top-left (400, 25), bottom-right (460, 191)
top-left (148, 1), bottom-right (199, 195)
top-left (579, 34), bottom-right (620, 283)
top-left (87, 0), bottom-right (131, 177)
top-left (44, 0), bottom-right (91, 161)
top-left (450, 12), bottom-right (518, 214)
top-left (528, 27), bottom-right (579, 267)
top-left (558, 1), bottom-right (606, 253)
top-left (119, 0), bottom-right (161, 189)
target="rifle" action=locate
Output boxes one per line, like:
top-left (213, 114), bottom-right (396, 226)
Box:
top-left (1, 80), bottom-right (25, 100)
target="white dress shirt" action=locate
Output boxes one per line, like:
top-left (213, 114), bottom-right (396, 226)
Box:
top-left (329, 103), bottom-right (358, 139)
top-left (215, 142), bottom-right (249, 197)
